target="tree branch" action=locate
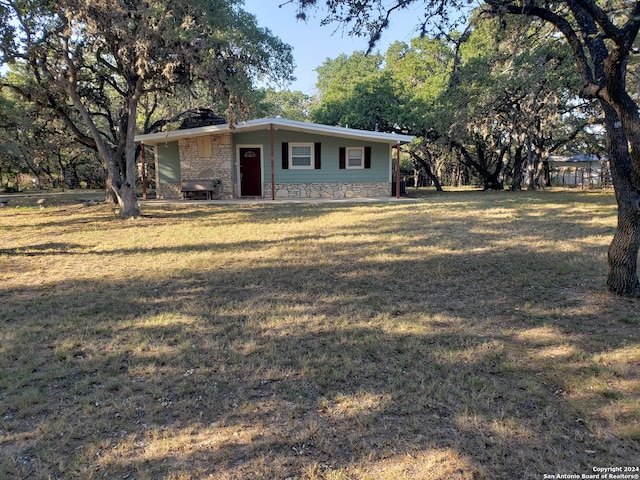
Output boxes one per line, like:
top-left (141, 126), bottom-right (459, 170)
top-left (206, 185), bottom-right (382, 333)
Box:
top-left (485, 1), bottom-right (599, 98)
top-left (572, 0), bottom-right (621, 39)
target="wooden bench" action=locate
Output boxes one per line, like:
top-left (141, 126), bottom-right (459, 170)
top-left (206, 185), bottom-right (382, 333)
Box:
top-left (181, 179), bottom-right (218, 200)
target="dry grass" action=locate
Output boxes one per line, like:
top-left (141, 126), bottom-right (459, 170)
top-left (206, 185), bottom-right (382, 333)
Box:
top-left (0, 189), bottom-right (638, 479)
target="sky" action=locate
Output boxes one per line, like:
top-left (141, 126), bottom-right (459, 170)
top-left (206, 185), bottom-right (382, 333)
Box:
top-left (242, 0), bottom-right (428, 95)
top-left (0, 1), bottom-right (431, 92)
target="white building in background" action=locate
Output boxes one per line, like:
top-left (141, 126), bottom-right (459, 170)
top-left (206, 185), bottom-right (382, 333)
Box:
top-left (548, 154), bottom-right (611, 189)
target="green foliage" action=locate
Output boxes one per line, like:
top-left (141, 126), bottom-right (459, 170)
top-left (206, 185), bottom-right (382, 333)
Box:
top-left (314, 51), bottom-right (384, 99)
top-left (311, 51), bottom-right (390, 128)
top-left (385, 36), bottom-right (453, 133)
top-left (252, 88), bottom-right (314, 122)
top-left (0, 0), bottom-right (295, 215)
top-left (313, 69), bottom-right (401, 131)
top-left (295, 0), bottom-right (640, 295)
top-left (307, 11), bottom-right (597, 190)
top-left (0, 86), bottom-right (104, 191)
top-left (442, 16), bottom-right (595, 188)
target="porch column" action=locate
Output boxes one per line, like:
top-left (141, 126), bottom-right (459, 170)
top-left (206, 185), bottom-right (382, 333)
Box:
top-left (270, 123), bottom-right (275, 200)
top-left (396, 143), bottom-right (401, 199)
top-left (141, 143), bottom-right (147, 200)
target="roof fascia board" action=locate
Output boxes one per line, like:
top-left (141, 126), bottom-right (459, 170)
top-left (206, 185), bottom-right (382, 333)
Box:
top-left (241, 118), bottom-right (414, 144)
top-left (135, 124), bottom-right (230, 145)
top-left (135, 117), bottom-right (414, 145)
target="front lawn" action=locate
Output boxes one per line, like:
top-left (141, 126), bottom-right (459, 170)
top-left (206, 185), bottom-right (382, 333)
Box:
top-left (0, 189), bottom-right (637, 479)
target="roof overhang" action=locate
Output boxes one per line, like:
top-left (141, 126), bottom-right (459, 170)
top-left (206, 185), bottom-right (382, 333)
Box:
top-left (548, 154), bottom-right (604, 165)
top-left (135, 117), bottom-right (415, 146)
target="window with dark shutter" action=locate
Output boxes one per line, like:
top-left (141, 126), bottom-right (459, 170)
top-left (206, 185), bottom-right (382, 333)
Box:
top-left (346, 147), bottom-right (364, 168)
top-left (364, 146), bottom-right (372, 169)
top-left (282, 142), bottom-right (289, 169)
top-left (315, 143), bottom-right (321, 169)
top-left (288, 143), bottom-right (314, 169)
top-left (341, 147), bottom-right (369, 169)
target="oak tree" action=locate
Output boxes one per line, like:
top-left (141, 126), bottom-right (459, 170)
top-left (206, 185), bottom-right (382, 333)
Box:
top-left (293, 0), bottom-right (640, 296)
top-left (1, 0), bottom-right (294, 218)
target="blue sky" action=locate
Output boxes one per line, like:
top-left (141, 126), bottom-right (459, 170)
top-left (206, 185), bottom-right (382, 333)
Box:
top-left (0, 1), bottom-right (429, 93)
top-left (242, 0), bottom-right (427, 94)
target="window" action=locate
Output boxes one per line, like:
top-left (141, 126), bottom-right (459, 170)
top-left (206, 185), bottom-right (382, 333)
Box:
top-left (346, 147), bottom-right (364, 169)
top-left (290, 143), bottom-right (314, 169)
top-left (339, 146), bottom-right (372, 169)
top-left (282, 142), bottom-right (321, 170)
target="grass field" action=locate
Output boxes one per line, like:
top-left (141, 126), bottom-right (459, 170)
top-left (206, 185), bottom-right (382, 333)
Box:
top-left (0, 189), bottom-right (638, 479)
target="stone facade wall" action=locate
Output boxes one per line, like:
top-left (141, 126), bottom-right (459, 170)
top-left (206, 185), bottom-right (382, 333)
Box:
top-left (264, 182), bottom-right (391, 199)
top-left (157, 182), bottom-right (182, 200)
top-left (178, 133), bottom-right (234, 199)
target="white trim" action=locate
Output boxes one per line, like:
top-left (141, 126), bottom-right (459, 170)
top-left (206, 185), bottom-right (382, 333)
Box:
top-left (155, 145), bottom-right (161, 194)
top-left (345, 147), bottom-right (365, 169)
top-left (388, 144), bottom-right (394, 183)
top-left (236, 144), bottom-right (264, 197)
top-left (136, 117), bottom-right (414, 146)
top-left (289, 143), bottom-right (314, 169)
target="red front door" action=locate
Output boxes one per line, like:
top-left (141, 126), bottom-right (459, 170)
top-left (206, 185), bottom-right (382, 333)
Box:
top-left (240, 148), bottom-right (262, 196)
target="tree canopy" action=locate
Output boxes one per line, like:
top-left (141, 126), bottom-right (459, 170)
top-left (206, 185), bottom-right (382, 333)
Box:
top-left (309, 16), bottom-right (592, 190)
top-left (0, 79), bottom-right (103, 190)
top-left (294, 0), bottom-right (640, 296)
top-left (0, 0), bottom-right (294, 217)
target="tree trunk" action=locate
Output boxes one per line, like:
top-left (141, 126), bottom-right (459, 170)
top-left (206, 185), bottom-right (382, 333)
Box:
top-left (454, 141), bottom-right (503, 190)
top-left (104, 185), bottom-right (118, 204)
top-left (115, 78), bottom-right (144, 220)
top-left (64, 58), bottom-right (141, 219)
top-left (102, 151), bottom-right (140, 218)
top-left (116, 182), bottom-right (141, 219)
top-left (541, 159), bottom-right (551, 188)
top-left (526, 139), bottom-right (536, 190)
top-left (602, 102), bottom-right (640, 295)
top-left (533, 157), bottom-right (548, 189)
top-left (511, 144), bottom-right (523, 191)
top-left (104, 169), bottom-right (118, 203)
top-left (487, 146), bottom-right (507, 190)
top-left (105, 150), bottom-right (141, 219)
top-left (408, 149), bottom-right (443, 192)
top-left (607, 205), bottom-right (640, 295)
top-left (426, 166), bottom-right (444, 192)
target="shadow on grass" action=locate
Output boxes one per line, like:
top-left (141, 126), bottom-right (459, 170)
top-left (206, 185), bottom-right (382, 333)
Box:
top-left (0, 243), bottom-right (89, 256)
top-left (1, 242), bottom-right (637, 479)
top-left (0, 190), bottom-right (636, 478)
top-left (0, 203), bottom-right (620, 271)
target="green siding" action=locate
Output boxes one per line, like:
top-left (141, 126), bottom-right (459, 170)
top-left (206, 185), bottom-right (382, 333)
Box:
top-left (156, 141), bottom-right (180, 183)
top-left (234, 130), bottom-right (391, 183)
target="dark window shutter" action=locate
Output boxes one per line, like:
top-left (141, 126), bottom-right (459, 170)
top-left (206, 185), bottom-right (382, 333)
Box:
top-left (364, 147), bottom-right (372, 169)
top-left (339, 147), bottom-right (346, 169)
top-left (281, 142), bottom-right (289, 169)
top-left (314, 143), bottom-right (321, 169)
